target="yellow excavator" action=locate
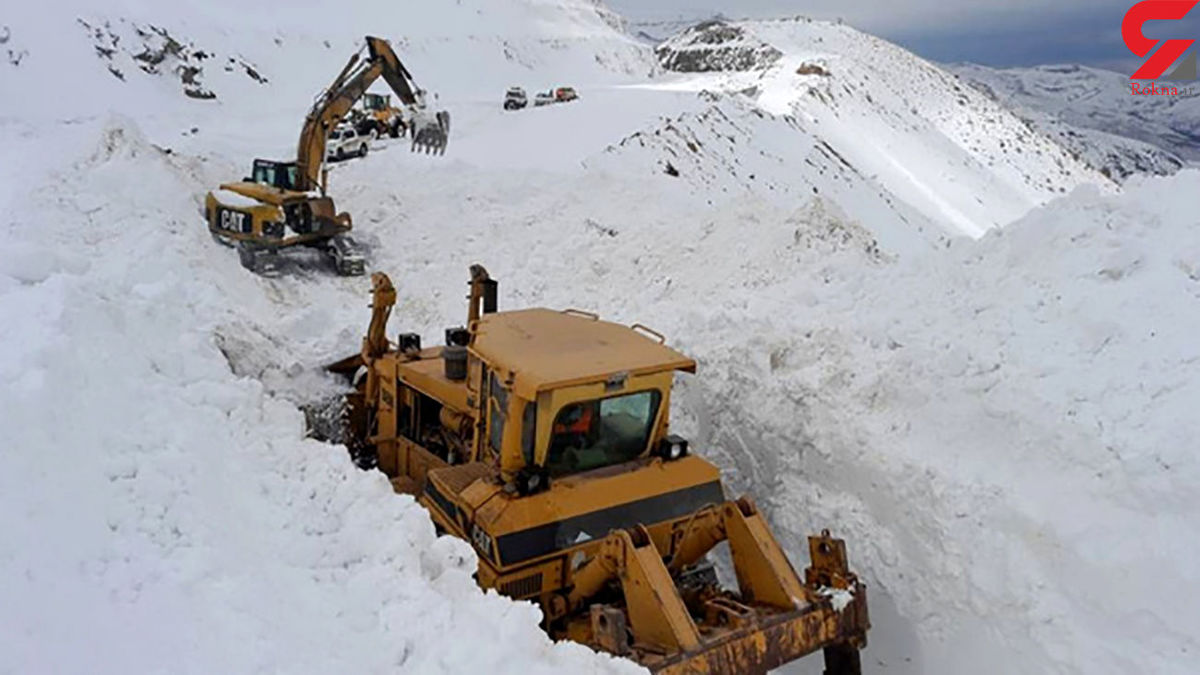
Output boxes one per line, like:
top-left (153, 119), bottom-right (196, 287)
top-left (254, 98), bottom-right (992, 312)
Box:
top-left (205, 36), bottom-right (450, 275)
top-left (325, 266), bottom-right (869, 674)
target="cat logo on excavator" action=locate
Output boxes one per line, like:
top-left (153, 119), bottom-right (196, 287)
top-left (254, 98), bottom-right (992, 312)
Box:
top-left (325, 266), bottom-right (870, 674)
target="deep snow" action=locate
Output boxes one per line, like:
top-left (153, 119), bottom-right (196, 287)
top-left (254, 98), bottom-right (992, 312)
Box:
top-left (3, 2), bottom-right (1198, 675)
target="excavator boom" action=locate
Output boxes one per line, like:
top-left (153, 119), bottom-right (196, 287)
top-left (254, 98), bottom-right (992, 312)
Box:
top-left (296, 36), bottom-right (450, 192)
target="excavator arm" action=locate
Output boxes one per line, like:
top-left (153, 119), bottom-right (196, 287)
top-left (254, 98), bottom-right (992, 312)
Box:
top-left (297, 36), bottom-right (450, 192)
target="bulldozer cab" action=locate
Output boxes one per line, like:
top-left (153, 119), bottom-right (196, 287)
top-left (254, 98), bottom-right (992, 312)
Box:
top-left (467, 308), bottom-right (695, 490)
top-left (363, 92), bottom-right (390, 111)
top-left (248, 159), bottom-right (302, 192)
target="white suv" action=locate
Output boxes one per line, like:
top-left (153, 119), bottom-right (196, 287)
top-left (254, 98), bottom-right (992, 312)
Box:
top-left (504, 87), bottom-right (527, 110)
top-left (327, 126), bottom-right (373, 161)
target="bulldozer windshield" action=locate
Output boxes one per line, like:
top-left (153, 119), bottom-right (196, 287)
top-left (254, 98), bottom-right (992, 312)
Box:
top-left (545, 390), bottom-right (660, 476)
top-left (363, 93), bottom-right (387, 111)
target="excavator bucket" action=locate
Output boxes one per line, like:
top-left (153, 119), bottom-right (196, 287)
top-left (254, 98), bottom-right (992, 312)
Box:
top-left (562, 499), bottom-right (869, 674)
top-left (412, 110), bottom-right (450, 155)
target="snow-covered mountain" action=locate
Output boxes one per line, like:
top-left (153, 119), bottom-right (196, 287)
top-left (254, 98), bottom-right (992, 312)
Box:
top-left (606, 19), bottom-right (1110, 250)
top-left (0, 0), bottom-right (653, 162)
top-left (5, 3), bottom-right (1199, 675)
top-left (950, 63), bottom-right (1200, 179)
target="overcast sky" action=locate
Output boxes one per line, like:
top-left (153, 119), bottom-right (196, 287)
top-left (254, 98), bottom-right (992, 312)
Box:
top-left (607, 0), bottom-right (1200, 73)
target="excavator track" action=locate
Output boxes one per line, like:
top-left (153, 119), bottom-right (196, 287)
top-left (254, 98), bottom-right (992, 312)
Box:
top-left (327, 235), bottom-right (365, 276)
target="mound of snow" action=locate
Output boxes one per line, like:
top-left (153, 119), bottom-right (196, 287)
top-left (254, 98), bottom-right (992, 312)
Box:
top-left (672, 171), bottom-right (1200, 675)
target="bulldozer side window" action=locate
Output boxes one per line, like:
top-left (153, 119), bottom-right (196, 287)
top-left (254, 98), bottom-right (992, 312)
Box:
top-left (489, 373), bottom-right (507, 454)
top-left (545, 390), bottom-right (661, 477)
top-left (521, 401), bottom-right (536, 465)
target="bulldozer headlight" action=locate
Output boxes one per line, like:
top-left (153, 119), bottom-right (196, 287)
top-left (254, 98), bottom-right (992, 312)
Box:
top-left (659, 434), bottom-right (689, 460)
top-left (515, 466), bottom-right (549, 496)
top-left (262, 221), bottom-right (285, 238)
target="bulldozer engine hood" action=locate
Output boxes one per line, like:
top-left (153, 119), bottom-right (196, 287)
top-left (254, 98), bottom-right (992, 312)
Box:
top-left (469, 309), bottom-right (696, 400)
top-left (431, 455), bottom-right (724, 567)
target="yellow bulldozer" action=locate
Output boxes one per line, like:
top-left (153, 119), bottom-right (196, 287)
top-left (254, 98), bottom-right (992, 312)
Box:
top-left (326, 266), bottom-right (869, 674)
top-left (351, 92), bottom-right (409, 139)
top-left (205, 36), bottom-right (450, 275)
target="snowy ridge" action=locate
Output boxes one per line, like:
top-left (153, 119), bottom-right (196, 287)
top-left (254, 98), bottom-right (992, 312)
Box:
top-left (642, 18), bottom-right (1111, 241)
top-left (585, 93), bottom-right (946, 255)
top-left (949, 63), bottom-right (1195, 180)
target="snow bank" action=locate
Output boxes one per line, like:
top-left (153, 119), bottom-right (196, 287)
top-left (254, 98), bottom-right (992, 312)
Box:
top-left (676, 171), bottom-right (1200, 674)
top-left (0, 117), bottom-right (640, 674)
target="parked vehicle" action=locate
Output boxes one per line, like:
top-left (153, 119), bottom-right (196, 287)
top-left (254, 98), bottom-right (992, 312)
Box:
top-left (533, 89), bottom-right (555, 107)
top-left (327, 125), bottom-right (373, 161)
top-left (351, 92), bottom-right (407, 138)
top-left (503, 86), bottom-right (527, 110)
top-left (554, 86), bottom-right (578, 102)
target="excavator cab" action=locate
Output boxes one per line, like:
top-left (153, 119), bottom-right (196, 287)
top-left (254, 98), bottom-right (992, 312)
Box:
top-left (246, 160), bottom-right (301, 191)
top-left (326, 267), bottom-right (870, 674)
